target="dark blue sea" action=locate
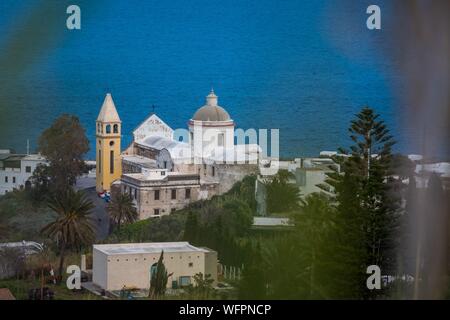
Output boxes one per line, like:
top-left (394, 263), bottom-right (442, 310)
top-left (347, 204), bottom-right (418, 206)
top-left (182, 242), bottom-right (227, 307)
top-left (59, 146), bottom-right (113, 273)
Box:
top-left (0, 0), bottom-right (414, 159)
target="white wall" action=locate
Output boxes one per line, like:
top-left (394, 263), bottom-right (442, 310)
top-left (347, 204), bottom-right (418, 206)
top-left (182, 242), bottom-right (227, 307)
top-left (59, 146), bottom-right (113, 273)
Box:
top-left (94, 250), bottom-right (216, 291)
top-left (0, 158), bottom-right (46, 195)
top-left (92, 248), bottom-right (108, 290)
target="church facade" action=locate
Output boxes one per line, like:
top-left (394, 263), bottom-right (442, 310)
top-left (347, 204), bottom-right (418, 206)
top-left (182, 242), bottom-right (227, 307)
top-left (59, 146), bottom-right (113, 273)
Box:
top-left (96, 90), bottom-right (260, 219)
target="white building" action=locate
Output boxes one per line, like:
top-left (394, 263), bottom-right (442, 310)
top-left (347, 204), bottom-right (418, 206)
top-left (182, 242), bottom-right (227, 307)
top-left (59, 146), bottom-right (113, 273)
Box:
top-left (0, 150), bottom-right (47, 195)
top-left (256, 156), bottom-right (339, 215)
top-left (92, 242), bottom-right (218, 291)
top-left (98, 90), bottom-right (261, 219)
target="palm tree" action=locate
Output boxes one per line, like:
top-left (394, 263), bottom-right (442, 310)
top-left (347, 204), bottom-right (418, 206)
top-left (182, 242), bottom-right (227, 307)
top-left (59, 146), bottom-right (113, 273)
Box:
top-left (107, 192), bottom-right (138, 232)
top-left (41, 188), bottom-right (95, 279)
top-left (264, 169), bottom-right (300, 213)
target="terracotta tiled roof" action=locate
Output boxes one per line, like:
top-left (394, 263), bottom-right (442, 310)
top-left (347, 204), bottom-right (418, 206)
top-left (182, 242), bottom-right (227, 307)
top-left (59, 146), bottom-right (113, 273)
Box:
top-left (0, 288), bottom-right (16, 300)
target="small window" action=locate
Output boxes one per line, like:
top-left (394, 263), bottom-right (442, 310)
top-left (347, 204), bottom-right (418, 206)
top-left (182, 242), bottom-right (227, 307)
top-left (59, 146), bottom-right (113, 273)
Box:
top-left (218, 133), bottom-right (224, 147)
top-left (163, 161), bottom-right (167, 169)
top-left (109, 141), bottom-right (114, 146)
top-left (113, 124), bottom-right (119, 133)
top-left (25, 166), bottom-right (31, 173)
top-left (171, 189), bottom-right (176, 200)
top-left (4, 176), bottom-right (8, 183)
top-left (212, 166), bottom-right (215, 176)
top-left (154, 208), bottom-right (160, 216)
top-left (106, 124), bottom-right (111, 134)
top-left (179, 276), bottom-right (191, 287)
top-left (185, 188), bottom-right (191, 199)
top-left (154, 190), bottom-right (160, 200)
top-left (188, 262), bottom-right (193, 268)
top-left (12, 177), bottom-right (16, 183)
top-left (161, 171), bottom-right (166, 176)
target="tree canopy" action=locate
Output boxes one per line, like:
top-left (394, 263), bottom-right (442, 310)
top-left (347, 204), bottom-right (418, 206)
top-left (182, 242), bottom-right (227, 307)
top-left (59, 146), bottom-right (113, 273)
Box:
top-left (41, 188), bottom-right (95, 278)
top-left (38, 114), bottom-right (89, 192)
top-left (264, 169), bottom-right (300, 213)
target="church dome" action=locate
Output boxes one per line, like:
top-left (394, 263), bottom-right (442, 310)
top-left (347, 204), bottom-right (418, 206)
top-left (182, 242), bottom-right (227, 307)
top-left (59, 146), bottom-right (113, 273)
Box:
top-left (192, 90), bottom-right (231, 122)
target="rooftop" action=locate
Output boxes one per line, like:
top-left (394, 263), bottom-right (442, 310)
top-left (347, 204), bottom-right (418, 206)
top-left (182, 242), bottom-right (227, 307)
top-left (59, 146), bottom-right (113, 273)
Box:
top-left (122, 155), bottom-right (156, 168)
top-left (253, 217), bottom-right (293, 227)
top-left (23, 154), bottom-right (46, 161)
top-left (93, 242), bottom-right (210, 255)
top-left (0, 153), bottom-right (45, 162)
top-left (0, 288), bottom-right (15, 300)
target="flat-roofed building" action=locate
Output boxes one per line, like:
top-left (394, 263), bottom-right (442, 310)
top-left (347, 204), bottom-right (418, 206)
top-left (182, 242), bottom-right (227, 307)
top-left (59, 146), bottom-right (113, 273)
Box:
top-left (118, 169), bottom-right (213, 219)
top-left (0, 151), bottom-right (47, 195)
top-left (92, 242), bottom-right (218, 291)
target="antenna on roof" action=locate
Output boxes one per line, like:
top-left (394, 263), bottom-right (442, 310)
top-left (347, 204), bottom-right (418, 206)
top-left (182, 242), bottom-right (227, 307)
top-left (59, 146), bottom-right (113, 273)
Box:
top-left (26, 139), bottom-right (30, 155)
top-left (151, 104), bottom-right (157, 114)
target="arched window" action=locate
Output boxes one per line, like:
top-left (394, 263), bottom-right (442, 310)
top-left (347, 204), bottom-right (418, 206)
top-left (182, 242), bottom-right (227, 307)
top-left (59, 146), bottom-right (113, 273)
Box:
top-left (106, 125), bottom-right (111, 134)
top-left (113, 124), bottom-right (119, 133)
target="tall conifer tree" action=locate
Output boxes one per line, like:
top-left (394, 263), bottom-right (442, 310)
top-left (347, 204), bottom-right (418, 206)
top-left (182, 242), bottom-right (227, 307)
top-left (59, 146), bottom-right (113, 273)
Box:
top-left (326, 107), bottom-right (400, 298)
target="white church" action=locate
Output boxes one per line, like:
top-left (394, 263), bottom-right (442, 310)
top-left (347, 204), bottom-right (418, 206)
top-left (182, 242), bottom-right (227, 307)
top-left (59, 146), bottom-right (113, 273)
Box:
top-left (96, 90), bottom-right (261, 219)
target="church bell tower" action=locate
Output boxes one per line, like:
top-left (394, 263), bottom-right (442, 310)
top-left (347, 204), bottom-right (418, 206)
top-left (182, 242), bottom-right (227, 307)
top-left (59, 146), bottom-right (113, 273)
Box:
top-left (96, 93), bottom-right (122, 193)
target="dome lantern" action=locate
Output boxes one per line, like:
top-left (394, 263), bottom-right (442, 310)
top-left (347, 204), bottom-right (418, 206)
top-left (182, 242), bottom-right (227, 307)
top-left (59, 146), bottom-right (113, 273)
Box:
top-left (191, 90), bottom-right (232, 122)
top-left (206, 89), bottom-right (218, 107)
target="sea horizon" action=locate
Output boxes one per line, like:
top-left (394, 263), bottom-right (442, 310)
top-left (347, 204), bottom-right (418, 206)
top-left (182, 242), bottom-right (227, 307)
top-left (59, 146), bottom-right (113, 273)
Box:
top-left (0, 0), bottom-right (432, 159)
